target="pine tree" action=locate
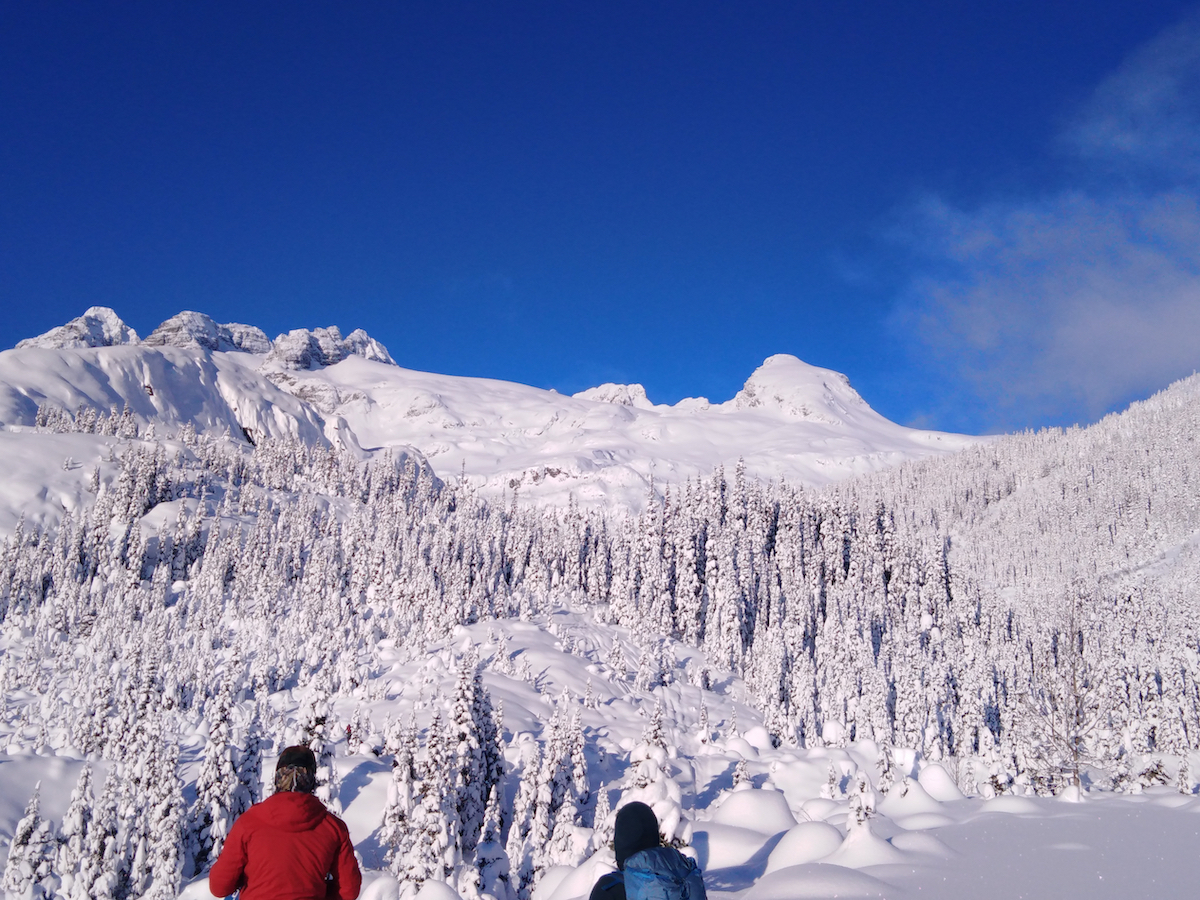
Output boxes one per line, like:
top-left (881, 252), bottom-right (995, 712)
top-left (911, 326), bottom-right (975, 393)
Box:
top-left (71, 770), bottom-right (122, 900)
top-left (383, 716), bottom-right (419, 877)
top-left (475, 785), bottom-right (513, 900)
top-left (56, 763), bottom-right (95, 896)
top-left (142, 737), bottom-right (185, 900)
top-left (187, 679), bottom-right (240, 874)
top-left (591, 787), bottom-right (613, 855)
top-left (3, 783), bottom-right (54, 898)
top-left (451, 653), bottom-right (487, 858)
top-left (504, 742), bottom-right (541, 900)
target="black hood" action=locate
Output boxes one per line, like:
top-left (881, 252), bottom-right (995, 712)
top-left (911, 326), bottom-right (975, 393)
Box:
top-left (614, 801), bottom-right (660, 870)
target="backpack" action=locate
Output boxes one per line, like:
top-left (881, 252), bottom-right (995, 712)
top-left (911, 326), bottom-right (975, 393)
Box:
top-left (621, 846), bottom-right (706, 900)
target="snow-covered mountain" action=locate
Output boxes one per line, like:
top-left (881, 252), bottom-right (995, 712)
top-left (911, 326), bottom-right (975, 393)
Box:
top-left (3, 307), bottom-right (1200, 900)
top-left (3, 308), bottom-right (976, 512)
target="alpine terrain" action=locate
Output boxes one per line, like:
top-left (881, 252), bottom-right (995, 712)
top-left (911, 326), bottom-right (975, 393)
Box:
top-left (0, 308), bottom-right (1198, 900)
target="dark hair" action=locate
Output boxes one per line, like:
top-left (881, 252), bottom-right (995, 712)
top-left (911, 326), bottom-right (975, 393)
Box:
top-left (275, 745), bottom-right (318, 794)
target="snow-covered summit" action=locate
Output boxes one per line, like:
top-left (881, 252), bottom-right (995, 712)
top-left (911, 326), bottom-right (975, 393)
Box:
top-left (17, 306), bottom-right (139, 350)
top-left (265, 325), bottom-right (395, 370)
top-left (729, 354), bottom-right (876, 425)
top-left (572, 383), bottom-right (657, 410)
top-left (144, 311), bottom-right (271, 354)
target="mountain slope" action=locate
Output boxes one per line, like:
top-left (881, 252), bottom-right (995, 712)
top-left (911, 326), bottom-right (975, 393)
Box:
top-left (2, 309), bottom-right (977, 512)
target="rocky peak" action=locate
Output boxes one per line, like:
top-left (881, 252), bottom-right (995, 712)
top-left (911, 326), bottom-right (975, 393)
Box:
top-left (143, 311), bottom-right (271, 354)
top-left (16, 307), bottom-right (139, 350)
top-left (266, 325), bottom-right (395, 371)
top-left (573, 382), bottom-right (656, 410)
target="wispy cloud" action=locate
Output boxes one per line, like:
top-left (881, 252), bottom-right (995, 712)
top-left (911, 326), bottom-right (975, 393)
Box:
top-left (894, 13), bottom-right (1200, 432)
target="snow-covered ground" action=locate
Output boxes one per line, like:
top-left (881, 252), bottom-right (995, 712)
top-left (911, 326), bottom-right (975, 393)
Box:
top-left (5, 611), bottom-right (1194, 900)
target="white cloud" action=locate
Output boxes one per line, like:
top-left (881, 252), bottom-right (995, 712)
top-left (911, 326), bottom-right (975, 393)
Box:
top-left (895, 13), bottom-right (1200, 430)
top-left (1063, 12), bottom-right (1200, 180)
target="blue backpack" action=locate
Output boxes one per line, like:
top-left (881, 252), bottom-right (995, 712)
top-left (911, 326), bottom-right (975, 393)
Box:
top-left (620, 847), bottom-right (706, 900)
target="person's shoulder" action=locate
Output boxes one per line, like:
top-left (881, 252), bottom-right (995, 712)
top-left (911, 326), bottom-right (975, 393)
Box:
top-left (322, 807), bottom-right (353, 838)
top-left (589, 870), bottom-right (624, 900)
top-left (626, 846), bottom-right (698, 876)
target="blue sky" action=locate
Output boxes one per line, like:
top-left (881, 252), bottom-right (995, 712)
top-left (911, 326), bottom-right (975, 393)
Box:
top-left (2, 2), bottom-right (1199, 434)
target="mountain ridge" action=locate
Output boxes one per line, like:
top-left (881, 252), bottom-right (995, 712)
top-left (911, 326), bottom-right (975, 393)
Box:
top-left (3, 308), bottom-right (978, 511)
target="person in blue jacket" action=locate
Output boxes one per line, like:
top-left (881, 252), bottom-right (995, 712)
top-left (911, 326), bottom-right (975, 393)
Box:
top-left (589, 802), bottom-right (706, 900)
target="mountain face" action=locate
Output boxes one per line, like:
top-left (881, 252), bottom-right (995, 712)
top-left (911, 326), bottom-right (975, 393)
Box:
top-left (0, 308), bottom-right (976, 512)
top-left (144, 311), bottom-right (271, 354)
top-left (16, 306), bottom-right (139, 350)
top-left (265, 325), bottom-right (395, 370)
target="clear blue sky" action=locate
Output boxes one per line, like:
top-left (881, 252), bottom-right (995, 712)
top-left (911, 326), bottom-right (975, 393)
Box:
top-left (3, 2), bottom-right (1199, 434)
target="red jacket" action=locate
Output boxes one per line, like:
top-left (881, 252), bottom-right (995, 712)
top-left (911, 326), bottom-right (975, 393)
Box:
top-left (209, 792), bottom-right (362, 900)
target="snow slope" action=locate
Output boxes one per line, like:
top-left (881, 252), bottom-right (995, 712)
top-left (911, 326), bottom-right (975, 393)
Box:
top-left (277, 352), bottom-right (975, 508)
top-left (2, 309), bottom-right (977, 511)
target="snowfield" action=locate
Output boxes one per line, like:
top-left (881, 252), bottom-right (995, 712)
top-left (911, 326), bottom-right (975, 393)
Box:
top-left (0, 307), bottom-right (977, 515)
top-left (1, 308), bottom-right (1198, 900)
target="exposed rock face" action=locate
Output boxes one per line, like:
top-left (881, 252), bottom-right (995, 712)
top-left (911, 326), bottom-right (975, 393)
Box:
top-left (222, 323), bottom-right (272, 354)
top-left (144, 311), bottom-right (271, 354)
top-left (573, 383), bottom-right (656, 409)
top-left (16, 307), bottom-right (139, 350)
top-left (343, 328), bottom-right (395, 365)
top-left (266, 326), bottom-right (395, 370)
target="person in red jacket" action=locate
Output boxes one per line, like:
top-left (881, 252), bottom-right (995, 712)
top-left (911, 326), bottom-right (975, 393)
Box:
top-left (209, 745), bottom-right (362, 900)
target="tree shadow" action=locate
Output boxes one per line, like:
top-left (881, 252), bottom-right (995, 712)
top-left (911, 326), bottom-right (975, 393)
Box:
top-left (340, 758), bottom-right (381, 809)
top-left (696, 832), bottom-right (785, 892)
top-left (693, 759), bottom-right (737, 810)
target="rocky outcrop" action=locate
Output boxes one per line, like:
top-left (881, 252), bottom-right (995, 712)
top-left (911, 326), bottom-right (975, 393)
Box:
top-left (16, 307), bottom-right (139, 350)
top-left (144, 311), bottom-right (271, 354)
top-left (573, 382), bottom-right (656, 409)
top-left (265, 326), bottom-right (395, 370)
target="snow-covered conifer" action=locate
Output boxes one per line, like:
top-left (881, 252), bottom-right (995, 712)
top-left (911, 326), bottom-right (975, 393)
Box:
top-left (3, 783), bottom-right (54, 898)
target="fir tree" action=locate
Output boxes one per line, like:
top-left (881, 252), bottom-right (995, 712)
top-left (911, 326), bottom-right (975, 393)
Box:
top-left (3, 783), bottom-right (54, 898)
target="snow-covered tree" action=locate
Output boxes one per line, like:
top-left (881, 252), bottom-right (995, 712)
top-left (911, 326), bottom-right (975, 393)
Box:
top-left (3, 783), bottom-right (54, 898)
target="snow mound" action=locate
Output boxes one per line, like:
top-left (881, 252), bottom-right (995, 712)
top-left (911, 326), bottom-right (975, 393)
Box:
top-left (892, 812), bottom-right (955, 830)
top-left (144, 311), bottom-right (271, 354)
top-left (415, 879), bottom-right (463, 900)
top-left (979, 796), bottom-right (1041, 816)
top-left (723, 737), bottom-right (759, 759)
top-left (820, 823), bottom-right (907, 869)
top-left (16, 306), bottom-right (138, 350)
top-left (358, 874), bottom-right (401, 900)
top-left (887, 830), bottom-right (954, 859)
top-left (877, 779), bottom-right (943, 819)
top-left (573, 383), bottom-right (656, 410)
top-left (764, 822), bottom-right (845, 873)
top-left (743, 864), bottom-right (893, 899)
top-left (711, 789), bottom-right (797, 835)
top-left (544, 851), bottom-right (615, 900)
top-left (691, 822), bottom-right (774, 870)
top-left (918, 764), bottom-right (966, 802)
top-left (266, 326), bottom-right (395, 370)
